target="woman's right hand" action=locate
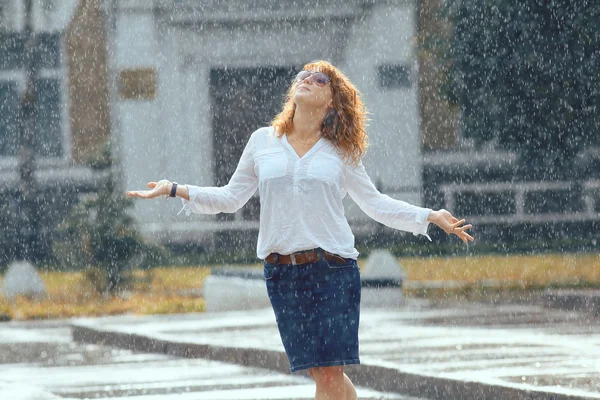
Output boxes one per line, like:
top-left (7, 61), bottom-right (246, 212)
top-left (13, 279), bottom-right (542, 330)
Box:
top-left (427, 208), bottom-right (474, 244)
top-left (126, 179), bottom-right (172, 199)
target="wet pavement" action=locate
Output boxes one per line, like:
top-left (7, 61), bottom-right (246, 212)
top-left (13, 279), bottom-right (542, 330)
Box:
top-left (0, 320), bottom-right (417, 399)
top-left (71, 298), bottom-right (600, 400)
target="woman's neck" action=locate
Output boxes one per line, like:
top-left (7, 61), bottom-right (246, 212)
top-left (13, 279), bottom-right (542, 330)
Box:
top-left (290, 104), bottom-right (328, 142)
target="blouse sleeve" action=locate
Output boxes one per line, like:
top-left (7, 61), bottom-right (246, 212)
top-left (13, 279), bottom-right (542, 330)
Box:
top-left (178, 133), bottom-right (258, 216)
top-left (345, 159), bottom-right (432, 241)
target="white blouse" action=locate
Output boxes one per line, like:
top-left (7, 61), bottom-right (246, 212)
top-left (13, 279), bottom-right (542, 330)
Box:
top-left (179, 126), bottom-right (432, 260)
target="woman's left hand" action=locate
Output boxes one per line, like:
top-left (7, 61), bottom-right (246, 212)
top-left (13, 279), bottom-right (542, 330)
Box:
top-left (427, 209), bottom-right (474, 243)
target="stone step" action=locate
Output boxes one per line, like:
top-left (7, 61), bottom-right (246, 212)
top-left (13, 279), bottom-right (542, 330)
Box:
top-left (0, 322), bottom-right (412, 400)
top-left (70, 301), bottom-right (600, 400)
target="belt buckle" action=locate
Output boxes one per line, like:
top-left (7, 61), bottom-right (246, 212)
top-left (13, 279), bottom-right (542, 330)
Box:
top-left (290, 254), bottom-right (297, 265)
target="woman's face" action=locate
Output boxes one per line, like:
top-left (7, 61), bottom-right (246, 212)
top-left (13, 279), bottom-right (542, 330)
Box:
top-left (293, 70), bottom-right (333, 109)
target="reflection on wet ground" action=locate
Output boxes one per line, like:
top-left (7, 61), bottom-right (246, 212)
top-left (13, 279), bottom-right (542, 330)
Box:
top-left (0, 320), bottom-right (418, 400)
top-left (71, 298), bottom-right (600, 399)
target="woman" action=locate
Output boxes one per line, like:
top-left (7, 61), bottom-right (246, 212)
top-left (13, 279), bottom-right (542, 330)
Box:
top-left (126, 60), bottom-right (474, 400)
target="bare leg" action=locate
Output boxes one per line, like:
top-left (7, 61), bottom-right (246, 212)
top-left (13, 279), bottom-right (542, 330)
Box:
top-left (343, 373), bottom-right (358, 400)
top-left (308, 367), bottom-right (357, 400)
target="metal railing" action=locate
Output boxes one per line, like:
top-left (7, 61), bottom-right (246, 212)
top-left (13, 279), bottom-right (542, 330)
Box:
top-left (440, 180), bottom-right (600, 224)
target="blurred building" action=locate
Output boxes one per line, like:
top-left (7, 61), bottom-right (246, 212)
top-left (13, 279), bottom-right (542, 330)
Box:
top-left (0, 0), bottom-right (112, 171)
top-left (0, 0), bottom-right (113, 264)
top-left (2, 0), bottom-right (597, 256)
top-left (104, 0), bottom-right (426, 249)
top-left (1, 0), bottom-right (426, 251)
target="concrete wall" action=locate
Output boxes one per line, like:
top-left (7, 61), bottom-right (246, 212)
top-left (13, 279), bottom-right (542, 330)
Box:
top-left (339, 2), bottom-right (423, 223)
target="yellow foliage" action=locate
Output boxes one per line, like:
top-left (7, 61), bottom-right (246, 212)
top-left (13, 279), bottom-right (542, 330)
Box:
top-left (1, 254), bottom-right (599, 321)
top-left (0, 267), bottom-right (210, 321)
top-left (399, 253), bottom-right (600, 286)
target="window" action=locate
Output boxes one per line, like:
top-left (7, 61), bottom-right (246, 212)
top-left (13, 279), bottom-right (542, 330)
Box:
top-left (0, 31), bottom-right (63, 158)
top-left (0, 0), bottom-right (14, 31)
top-left (0, 81), bottom-right (19, 156)
top-left (34, 77), bottom-right (62, 157)
top-left (378, 64), bottom-right (412, 89)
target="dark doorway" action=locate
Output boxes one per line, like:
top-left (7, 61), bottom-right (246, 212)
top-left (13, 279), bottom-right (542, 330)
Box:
top-left (209, 66), bottom-right (299, 222)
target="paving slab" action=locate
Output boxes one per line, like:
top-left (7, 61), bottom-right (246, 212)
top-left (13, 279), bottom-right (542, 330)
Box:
top-left (543, 289), bottom-right (600, 316)
top-left (0, 320), bottom-right (413, 399)
top-left (71, 299), bottom-right (600, 400)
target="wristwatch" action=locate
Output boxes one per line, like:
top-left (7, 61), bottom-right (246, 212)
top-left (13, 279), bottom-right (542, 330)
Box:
top-left (169, 182), bottom-right (178, 198)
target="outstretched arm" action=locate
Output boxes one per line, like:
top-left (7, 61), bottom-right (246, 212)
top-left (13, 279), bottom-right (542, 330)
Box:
top-left (346, 160), bottom-right (473, 243)
top-left (126, 133), bottom-right (258, 216)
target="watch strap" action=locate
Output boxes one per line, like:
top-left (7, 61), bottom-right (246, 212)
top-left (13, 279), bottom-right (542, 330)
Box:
top-left (169, 182), bottom-right (178, 198)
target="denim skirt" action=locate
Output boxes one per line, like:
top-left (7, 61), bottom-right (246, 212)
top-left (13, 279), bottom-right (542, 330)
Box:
top-left (264, 254), bottom-right (361, 373)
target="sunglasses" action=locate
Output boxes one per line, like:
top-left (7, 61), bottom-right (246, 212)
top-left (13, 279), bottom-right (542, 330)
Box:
top-left (295, 70), bottom-right (331, 87)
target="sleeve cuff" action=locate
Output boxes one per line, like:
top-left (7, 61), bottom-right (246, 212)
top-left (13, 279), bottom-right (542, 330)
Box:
top-left (177, 185), bottom-right (198, 216)
top-left (412, 208), bottom-right (433, 241)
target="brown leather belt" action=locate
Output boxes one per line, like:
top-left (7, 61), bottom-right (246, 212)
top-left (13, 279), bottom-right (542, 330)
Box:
top-left (265, 249), bottom-right (347, 265)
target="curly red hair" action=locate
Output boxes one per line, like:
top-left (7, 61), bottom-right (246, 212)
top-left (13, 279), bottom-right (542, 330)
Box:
top-left (271, 60), bottom-right (369, 165)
